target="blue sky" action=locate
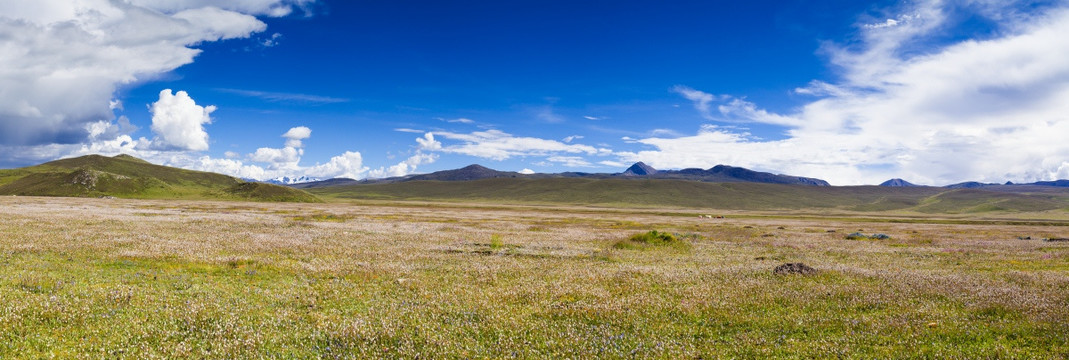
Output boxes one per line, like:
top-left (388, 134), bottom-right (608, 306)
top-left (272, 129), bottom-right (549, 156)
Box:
top-left (3, 0), bottom-right (1069, 185)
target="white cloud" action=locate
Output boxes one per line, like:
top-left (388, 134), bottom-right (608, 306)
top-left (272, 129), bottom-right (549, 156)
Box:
top-left (305, 151), bottom-right (367, 180)
top-left (671, 85), bottom-right (717, 119)
top-left (218, 88), bottom-right (348, 104)
top-left (366, 133), bottom-right (442, 178)
top-left (0, 0), bottom-right (301, 147)
top-left (865, 18), bottom-right (901, 29)
top-left (261, 32), bottom-right (283, 47)
top-left (368, 153), bottom-right (439, 179)
top-left (416, 132), bottom-right (442, 151)
top-left (518, 168), bottom-right (535, 174)
top-left (583, 116), bottom-right (601, 120)
top-left (547, 156), bottom-right (593, 168)
top-left (447, 118), bottom-right (475, 124)
top-left (149, 90), bottom-right (215, 151)
top-left (282, 126), bottom-right (311, 148)
top-left (249, 146), bottom-right (301, 167)
top-left (562, 135), bottom-right (583, 143)
top-left (433, 129), bottom-right (604, 161)
top-left (643, 3), bottom-right (1069, 185)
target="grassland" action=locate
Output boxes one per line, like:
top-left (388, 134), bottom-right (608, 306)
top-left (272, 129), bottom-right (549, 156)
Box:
top-left (310, 178), bottom-right (1069, 213)
top-left (1, 196), bottom-right (1068, 358)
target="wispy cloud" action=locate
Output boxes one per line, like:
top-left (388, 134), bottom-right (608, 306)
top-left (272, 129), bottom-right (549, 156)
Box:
top-left (636, 2), bottom-right (1069, 185)
top-left (562, 135), bottom-right (584, 143)
top-left (217, 88), bottom-right (349, 104)
top-left (447, 118), bottom-right (475, 124)
top-left (431, 129), bottom-right (611, 161)
top-left (671, 85), bottom-right (717, 119)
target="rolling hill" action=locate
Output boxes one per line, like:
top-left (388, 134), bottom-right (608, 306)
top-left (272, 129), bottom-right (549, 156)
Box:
top-left (0, 154), bottom-right (320, 202)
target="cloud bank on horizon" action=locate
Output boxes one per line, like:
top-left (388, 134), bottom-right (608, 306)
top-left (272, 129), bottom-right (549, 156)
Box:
top-left (1, 0), bottom-right (1069, 185)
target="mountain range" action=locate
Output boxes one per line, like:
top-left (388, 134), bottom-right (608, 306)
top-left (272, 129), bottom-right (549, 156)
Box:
top-left (264, 175), bottom-right (322, 185)
top-left (3, 156), bottom-right (1069, 212)
top-left (292, 162), bottom-right (831, 189)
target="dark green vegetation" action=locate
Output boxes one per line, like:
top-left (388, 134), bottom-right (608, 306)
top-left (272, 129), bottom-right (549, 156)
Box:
top-left (310, 178), bottom-right (1069, 213)
top-left (0, 154), bottom-right (319, 202)
top-left (613, 230), bottom-right (691, 251)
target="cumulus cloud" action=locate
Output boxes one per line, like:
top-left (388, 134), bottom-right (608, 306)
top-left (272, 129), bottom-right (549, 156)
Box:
top-left (0, 0), bottom-right (306, 147)
top-left (249, 146), bottom-right (301, 167)
top-left (650, 1), bottom-right (1069, 185)
top-left (368, 153), bottom-right (439, 179)
top-left (149, 90), bottom-right (215, 151)
top-left (366, 133), bottom-right (442, 178)
top-left (519, 168), bottom-right (535, 174)
top-left (416, 132), bottom-right (442, 151)
top-left (282, 126), bottom-right (311, 148)
top-left (305, 151), bottom-right (368, 180)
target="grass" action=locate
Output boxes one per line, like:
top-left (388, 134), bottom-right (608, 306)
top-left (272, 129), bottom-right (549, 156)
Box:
top-left (1, 196), bottom-right (1068, 358)
top-left (308, 178), bottom-right (1069, 213)
top-left (0, 154), bottom-right (320, 202)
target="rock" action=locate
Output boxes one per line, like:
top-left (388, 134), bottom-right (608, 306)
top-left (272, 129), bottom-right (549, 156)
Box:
top-left (871, 233), bottom-right (891, 240)
top-left (1043, 237), bottom-right (1069, 242)
top-left (845, 232), bottom-right (869, 240)
top-left (773, 263), bottom-right (818, 275)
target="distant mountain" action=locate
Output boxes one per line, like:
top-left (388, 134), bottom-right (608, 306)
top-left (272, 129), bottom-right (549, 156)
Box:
top-left (1032, 180), bottom-right (1069, 187)
top-left (289, 178), bottom-right (359, 189)
top-left (294, 162), bottom-right (830, 188)
top-left (0, 154), bottom-right (320, 202)
top-left (622, 162), bottom-right (658, 176)
top-left (945, 181), bottom-right (995, 189)
top-left (880, 178), bottom-right (919, 187)
top-left (265, 175), bottom-right (321, 185)
top-left (406, 164), bottom-right (523, 181)
top-left (623, 163), bottom-right (830, 186)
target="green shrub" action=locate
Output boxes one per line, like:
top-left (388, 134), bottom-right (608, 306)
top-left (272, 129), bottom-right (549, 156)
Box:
top-left (614, 230), bottom-right (690, 251)
top-left (629, 230), bottom-right (678, 244)
top-left (489, 234), bottom-right (504, 250)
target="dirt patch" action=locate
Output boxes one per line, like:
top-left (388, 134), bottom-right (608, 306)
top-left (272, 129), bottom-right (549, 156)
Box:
top-left (773, 263), bottom-right (818, 275)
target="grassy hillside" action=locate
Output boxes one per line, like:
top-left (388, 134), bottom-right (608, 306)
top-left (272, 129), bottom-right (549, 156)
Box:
top-left (310, 177), bottom-right (1069, 213)
top-left (0, 154), bottom-right (320, 202)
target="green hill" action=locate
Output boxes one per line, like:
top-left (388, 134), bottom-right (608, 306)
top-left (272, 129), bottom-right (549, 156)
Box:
top-left (309, 177), bottom-right (1069, 213)
top-left (0, 154), bottom-right (320, 202)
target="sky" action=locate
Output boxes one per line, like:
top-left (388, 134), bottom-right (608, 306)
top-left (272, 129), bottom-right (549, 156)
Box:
top-left (2, 0), bottom-right (1069, 185)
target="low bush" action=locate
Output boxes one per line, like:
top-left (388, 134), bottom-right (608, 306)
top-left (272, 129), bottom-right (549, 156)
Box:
top-left (614, 230), bottom-right (690, 251)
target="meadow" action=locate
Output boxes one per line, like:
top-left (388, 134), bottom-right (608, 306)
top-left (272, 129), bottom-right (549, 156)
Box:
top-left (1, 196), bottom-right (1067, 358)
